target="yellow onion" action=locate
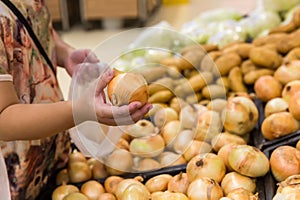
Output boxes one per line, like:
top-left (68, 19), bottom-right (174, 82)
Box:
top-left (168, 172), bottom-right (189, 194)
top-left (153, 107), bottom-right (179, 128)
top-left (183, 140), bottom-right (212, 162)
top-left (98, 193), bottom-right (116, 200)
top-left (254, 75), bottom-right (282, 102)
top-left (87, 158), bottom-right (108, 179)
top-left (217, 143), bottom-right (237, 172)
top-left (80, 180), bottom-right (105, 200)
top-left (226, 188), bottom-right (258, 200)
top-left (62, 192), bottom-right (89, 200)
top-left (228, 145), bottom-right (269, 177)
top-left (270, 146), bottom-right (300, 182)
top-left (104, 175), bottom-right (124, 194)
top-left (125, 119), bottom-right (157, 138)
top-left (297, 140), bottom-right (300, 150)
top-left (104, 148), bottom-right (133, 175)
top-left (107, 69), bottom-right (148, 106)
top-left (273, 192), bottom-right (300, 200)
top-left (186, 153), bottom-right (226, 183)
top-left (222, 96), bottom-right (258, 135)
top-left (160, 120), bottom-right (182, 150)
top-left (68, 150), bottom-right (87, 163)
top-left (129, 134), bottom-right (165, 158)
top-left (115, 137), bottom-right (130, 150)
top-left (145, 103), bottom-right (167, 118)
top-left (221, 172), bottom-right (256, 195)
top-left (261, 111), bottom-right (299, 140)
top-left (274, 60), bottom-right (300, 85)
top-left (288, 91), bottom-right (300, 120)
top-left (133, 158), bottom-right (161, 172)
top-left (151, 191), bottom-right (189, 200)
top-left (145, 174), bottom-right (173, 193)
top-left (194, 110), bottom-right (223, 142)
top-left (115, 178), bottom-right (149, 200)
top-left (173, 129), bottom-right (195, 154)
top-left (264, 97), bottom-right (289, 117)
top-left (187, 177), bottom-right (224, 200)
top-left (52, 184), bottom-right (79, 200)
top-left (211, 132), bottom-right (246, 152)
top-left (68, 161), bottom-right (92, 183)
top-left (179, 104), bottom-right (207, 129)
top-left (56, 169), bottom-right (69, 185)
top-left (282, 80), bottom-right (300, 102)
top-left (158, 151), bottom-right (187, 167)
top-left (277, 174), bottom-right (300, 193)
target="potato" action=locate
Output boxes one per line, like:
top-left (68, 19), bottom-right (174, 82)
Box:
top-left (200, 51), bottom-right (222, 72)
top-left (284, 47), bottom-right (300, 62)
top-left (148, 77), bottom-right (174, 95)
top-left (243, 68), bottom-right (275, 85)
top-left (201, 84), bottom-right (227, 100)
top-left (240, 60), bottom-right (258, 75)
top-left (228, 67), bottom-right (248, 93)
top-left (216, 76), bottom-right (230, 91)
top-left (139, 66), bottom-right (167, 83)
top-left (213, 52), bottom-right (242, 76)
top-left (222, 43), bottom-right (253, 59)
top-left (178, 50), bottom-right (205, 70)
top-left (277, 29), bottom-right (300, 54)
top-left (269, 21), bottom-right (296, 34)
top-left (252, 33), bottom-right (288, 46)
top-left (249, 46), bottom-right (283, 69)
top-left (149, 90), bottom-right (174, 104)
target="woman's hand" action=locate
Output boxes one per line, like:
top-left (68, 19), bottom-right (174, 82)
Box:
top-left (72, 69), bottom-right (152, 126)
top-left (64, 49), bottom-right (99, 76)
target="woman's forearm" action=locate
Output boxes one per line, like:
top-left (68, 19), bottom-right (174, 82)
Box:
top-left (53, 30), bottom-right (74, 67)
top-left (0, 101), bottom-right (75, 141)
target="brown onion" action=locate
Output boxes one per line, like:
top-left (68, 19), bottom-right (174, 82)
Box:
top-left (133, 158), bottom-right (161, 172)
top-left (288, 91), bottom-right (300, 120)
top-left (187, 177), bottom-right (224, 200)
top-left (62, 192), bottom-right (89, 200)
top-left (98, 193), bottom-right (116, 200)
top-left (194, 110), bottom-right (223, 142)
top-left (145, 174), bottom-right (173, 193)
top-left (254, 75), bottom-right (282, 102)
top-left (122, 182), bottom-right (151, 200)
top-left (186, 153), bottom-right (226, 183)
top-left (56, 169), bottom-right (69, 185)
top-left (52, 184), bottom-right (79, 200)
top-left (264, 97), bottom-right (289, 117)
top-left (274, 60), bottom-right (300, 85)
top-left (217, 143), bottom-right (237, 172)
top-left (115, 178), bottom-right (149, 200)
top-left (167, 172), bottom-right (189, 194)
top-left (151, 191), bottom-right (189, 200)
top-left (221, 172), bottom-right (256, 195)
top-left (226, 188), bottom-right (258, 200)
top-left (105, 148), bottom-right (133, 175)
top-left (80, 180), bottom-right (105, 200)
top-left (222, 96), bottom-right (258, 135)
top-left (68, 161), bottom-right (92, 183)
top-left (282, 80), bottom-right (300, 102)
top-left (158, 151), bottom-right (187, 167)
top-left (228, 145), bottom-right (269, 177)
top-left (87, 158), bottom-right (108, 179)
top-left (211, 132), bottom-right (246, 152)
top-left (183, 140), bottom-right (212, 162)
top-left (107, 70), bottom-right (148, 106)
top-left (160, 120), bottom-right (182, 150)
top-left (261, 111), bottom-right (299, 140)
top-left (270, 145), bottom-right (300, 182)
top-left (68, 150), bottom-right (87, 163)
top-left (104, 175), bottom-right (124, 194)
top-left (129, 134), bottom-right (165, 158)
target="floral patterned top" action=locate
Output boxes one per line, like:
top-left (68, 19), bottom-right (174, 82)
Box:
top-left (0, 0), bottom-right (70, 199)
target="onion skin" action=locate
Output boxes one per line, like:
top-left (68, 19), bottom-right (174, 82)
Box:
top-left (115, 178), bottom-right (149, 200)
top-left (126, 119), bottom-right (156, 138)
top-left (56, 169), bottom-right (69, 185)
top-left (107, 70), bottom-right (148, 106)
top-left (179, 104), bottom-right (207, 129)
top-left (211, 132), bottom-right (246, 152)
top-left (68, 150), bottom-right (87, 163)
top-left (173, 129), bottom-right (195, 154)
top-left (264, 97), bottom-right (289, 117)
top-left (254, 75), bottom-right (282, 102)
top-left (183, 140), bottom-right (212, 162)
top-left (98, 193), bottom-right (117, 200)
top-left (261, 111), bottom-right (299, 140)
top-left (282, 80), bottom-right (300, 102)
top-left (134, 158), bottom-right (161, 172)
top-left (158, 151), bottom-right (187, 167)
top-left (217, 143), bottom-right (237, 172)
top-left (186, 153), bottom-right (226, 183)
top-left (52, 184), bottom-right (79, 200)
top-left (270, 146), bottom-right (300, 182)
top-left (274, 60), bottom-right (300, 85)
top-left (160, 120), bottom-right (182, 150)
top-left (154, 107), bottom-right (179, 128)
top-left (228, 145), bottom-right (269, 177)
top-left (187, 177), bottom-right (224, 200)
top-left (222, 96), bottom-right (258, 135)
top-left (151, 191), bottom-right (189, 200)
top-left (62, 192), bottom-right (89, 200)
top-left (80, 180), bottom-right (105, 200)
top-left (68, 161), bottom-right (92, 183)
top-left (226, 188), bottom-right (258, 200)
top-left (145, 174), bottom-right (173, 193)
top-left (87, 158), bottom-right (108, 179)
top-left (221, 172), bottom-right (256, 195)
top-left (105, 149), bottom-right (133, 175)
top-left (122, 182), bottom-right (151, 200)
top-left (288, 91), bottom-right (300, 120)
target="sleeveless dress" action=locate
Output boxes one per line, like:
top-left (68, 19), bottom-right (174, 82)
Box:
top-left (0, 0), bottom-right (70, 199)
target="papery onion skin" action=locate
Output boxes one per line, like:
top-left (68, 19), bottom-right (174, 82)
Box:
top-left (179, 104), bottom-right (208, 129)
top-left (226, 188), bottom-right (258, 200)
top-left (186, 153), bottom-right (226, 183)
top-left (254, 75), bottom-right (282, 102)
top-left (187, 177), bottom-right (224, 200)
top-left (158, 151), bottom-right (187, 167)
top-left (221, 171), bottom-right (256, 195)
top-left (183, 140), bottom-right (212, 162)
top-left (160, 120), bottom-right (182, 150)
top-left (211, 132), bottom-right (246, 152)
top-left (126, 119), bottom-right (156, 138)
top-left (270, 146), bottom-right (300, 182)
top-left (104, 176), bottom-right (124, 194)
top-left (62, 192), bottom-right (89, 200)
top-left (133, 158), bottom-right (161, 172)
top-left (288, 91), bottom-right (300, 121)
top-left (281, 80), bottom-right (300, 102)
top-left (261, 111), bottom-right (299, 140)
top-left (228, 145), bottom-right (269, 177)
top-left (122, 182), bottom-right (151, 200)
top-left (151, 191), bottom-right (189, 200)
top-left (98, 193), bottom-right (117, 200)
top-left (105, 149), bottom-right (133, 175)
top-left (274, 60), bottom-right (300, 85)
top-left (68, 162), bottom-right (92, 183)
top-left (80, 180), bottom-right (105, 200)
top-left (153, 107), bottom-right (179, 128)
top-left (145, 174), bottom-right (173, 193)
top-left (264, 97), bottom-right (289, 117)
top-left (217, 143), bottom-right (237, 172)
top-left (115, 178), bottom-right (148, 200)
top-left (168, 172), bottom-right (189, 194)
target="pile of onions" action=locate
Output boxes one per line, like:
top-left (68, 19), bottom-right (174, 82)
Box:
top-left (228, 145), bottom-right (269, 177)
top-left (270, 145), bottom-right (300, 182)
top-left (187, 177), bottom-right (224, 200)
top-left (186, 153), bottom-right (226, 183)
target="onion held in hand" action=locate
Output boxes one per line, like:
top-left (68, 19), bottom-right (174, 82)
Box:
top-left (107, 69), bottom-right (148, 106)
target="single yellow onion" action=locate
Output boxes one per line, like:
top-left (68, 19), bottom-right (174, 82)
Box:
top-left (264, 97), bottom-right (289, 117)
top-left (226, 188), bottom-right (258, 200)
top-left (151, 191), bottom-right (189, 200)
top-left (228, 145), bottom-right (269, 177)
top-left (145, 174), bottom-right (173, 193)
top-left (80, 180), bottom-right (105, 200)
top-left (288, 91), bottom-right (300, 120)
top-left (52, 184), bottom-right (79, 200)
top-left (107, 69), bottom-right (148, 106)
